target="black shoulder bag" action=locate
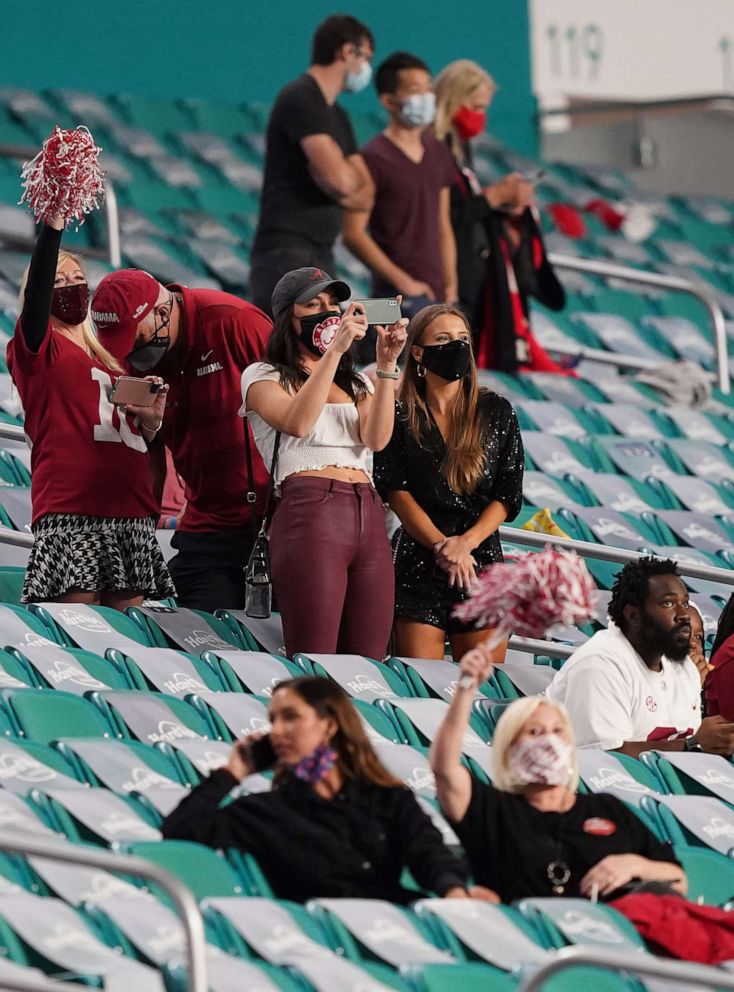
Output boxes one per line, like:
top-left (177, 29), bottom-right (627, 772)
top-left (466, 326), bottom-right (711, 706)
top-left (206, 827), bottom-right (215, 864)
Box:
top-left (243, 424), bottom-right (281, 619)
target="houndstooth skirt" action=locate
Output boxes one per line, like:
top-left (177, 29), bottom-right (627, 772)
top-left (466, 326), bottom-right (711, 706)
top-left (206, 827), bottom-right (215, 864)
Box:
top-left (22, 513), bottom-right (176, 603)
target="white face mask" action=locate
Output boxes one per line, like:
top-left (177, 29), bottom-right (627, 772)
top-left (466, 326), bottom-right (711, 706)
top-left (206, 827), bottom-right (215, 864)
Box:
top-left (399, 91), bottom-right (436, 127)
top-left (345, 60), bottom-right (372, 93)
top-left (507, 733), bottom-right (574, 787)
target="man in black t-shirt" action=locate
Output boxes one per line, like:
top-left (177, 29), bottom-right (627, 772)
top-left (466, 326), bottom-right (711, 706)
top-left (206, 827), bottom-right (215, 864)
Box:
top-left (250, 14), bottom-right (376, 315)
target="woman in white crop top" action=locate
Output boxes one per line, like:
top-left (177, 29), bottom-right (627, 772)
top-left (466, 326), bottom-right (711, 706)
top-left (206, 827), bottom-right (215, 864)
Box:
top-left (240, 266), bottom-right (407, 660)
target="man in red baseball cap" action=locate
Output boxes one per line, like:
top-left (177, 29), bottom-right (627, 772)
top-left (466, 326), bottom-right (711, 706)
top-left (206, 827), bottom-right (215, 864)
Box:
top-left (92, 270), bottom-right (272, 612)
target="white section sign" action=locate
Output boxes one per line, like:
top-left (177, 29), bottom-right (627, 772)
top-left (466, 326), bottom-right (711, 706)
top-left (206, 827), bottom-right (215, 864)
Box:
top-left (531, 0), bottom-right (734, 104)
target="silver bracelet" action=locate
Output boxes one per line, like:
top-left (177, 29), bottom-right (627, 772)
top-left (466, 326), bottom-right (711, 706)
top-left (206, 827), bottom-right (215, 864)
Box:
top-left (143, 419), bottom-right (163, 434)
top-left (375, 367), bottom-right (400, 380)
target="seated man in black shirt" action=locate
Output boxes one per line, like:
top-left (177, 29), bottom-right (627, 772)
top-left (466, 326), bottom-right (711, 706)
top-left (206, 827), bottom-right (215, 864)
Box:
top-left (250, 14), bottom-right (376, 315)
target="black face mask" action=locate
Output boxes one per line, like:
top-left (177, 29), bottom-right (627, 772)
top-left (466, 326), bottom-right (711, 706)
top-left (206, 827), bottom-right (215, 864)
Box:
top-left (298, 310), bottom-right (342, 357)
top-left (420, 339), bottom-right (472, 381)
top-left (126, 335), bottom-right (169, 372)
top-left (126, 299), bottom-right (172, 371)
top-left (51, 283), bottom-right (90, 326)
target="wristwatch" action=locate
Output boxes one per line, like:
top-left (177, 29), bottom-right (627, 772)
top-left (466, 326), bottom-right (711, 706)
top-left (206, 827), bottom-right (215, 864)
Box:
top-left (683, 735), bottom-right (703, 753)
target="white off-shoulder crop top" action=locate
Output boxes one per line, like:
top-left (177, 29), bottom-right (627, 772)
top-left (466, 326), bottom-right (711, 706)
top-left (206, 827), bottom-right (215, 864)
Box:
top-left (239, 362), bottom-right (374, 489)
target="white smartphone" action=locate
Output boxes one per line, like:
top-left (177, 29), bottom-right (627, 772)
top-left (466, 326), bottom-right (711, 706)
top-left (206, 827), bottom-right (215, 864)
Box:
top-left (108, 376), bottom-right (160, 408)
top-left (521, 169), bottom-right (546, 185)
top-left (352, 298), bottom-right (402, 325)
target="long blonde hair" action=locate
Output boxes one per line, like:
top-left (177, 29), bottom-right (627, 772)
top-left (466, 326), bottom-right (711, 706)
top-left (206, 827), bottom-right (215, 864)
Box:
top-left (18, 251), bottom-right (123, 372)
top-left (400, 304), bottom-right (486, 495)
top-left (491, 696), bottom-right (580, 794)
top-left (434, 59), bottom-right (497, 159)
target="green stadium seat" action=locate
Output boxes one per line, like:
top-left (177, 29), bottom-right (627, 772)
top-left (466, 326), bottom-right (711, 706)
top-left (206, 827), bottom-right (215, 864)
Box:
top-left (57, 737), bottom-right (186, 801)
top-left (640, 794), bottom-right (734, 855)
top-left (108, 645), bottom-right (225, 694)
top-left (406, 963), bottom-right (516, 992)
top-left (9, 644), bottom-right (129, 693)
top-left (0, 892), bottom-right (162, 986)
top-left (126, 604), bottom-right (239, 652)
top-left (386, 656), bottom-right (497, 702)
top-left (30, 787), bottom-right (161, 844)
top-left (675, 845), bottom-right (734, 906)
top-left (183, 98), bottom-right (255, 137)
top-left (216, 609), bottom-right (284, 653)
top-left (115, 93), bottom-right (195, 133)
top-left (205, 895), bottom-right (396, 990)
top-left (124, 839), bottom-right (246, 900)
top-left (308, 898), bottom-right (451, 967)
top-left (0, 647), bottom-right (39, 687)
top-left (518, 898), bottom-right (644, 954)
top-left (296, 653), bottom-right (411, 701)
top-left (1, 687), bottom-right (114, 742)
top-left (202, 649), bottom-right (300, 694)
top-left (640, 750), bottom-right (734, 804)
top-left (189, 691), bottom-right (270, 741)
top-left (0, 737), bottom-right (83, 793)
top-left (89, 689), bottom-right (212, 744)
top-left (28, 602), bottom-right (152, 652)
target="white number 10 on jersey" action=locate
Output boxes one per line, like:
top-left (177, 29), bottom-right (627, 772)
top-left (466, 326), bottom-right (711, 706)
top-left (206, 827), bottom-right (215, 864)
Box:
top-left (92, 368), bottom-right (148, 452)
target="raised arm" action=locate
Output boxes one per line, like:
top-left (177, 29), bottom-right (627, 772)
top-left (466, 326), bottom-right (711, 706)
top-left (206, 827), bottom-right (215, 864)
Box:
top-left (162, 739), bottom-right (256, 848)
top-left (245, 304), bottom-right (367, 438)
top-left (430, 646), bottom-right (493, 822)
top-left (357, 313), bottom-right (407, 451)
top-left (20, 216), bottom-right (64, 352)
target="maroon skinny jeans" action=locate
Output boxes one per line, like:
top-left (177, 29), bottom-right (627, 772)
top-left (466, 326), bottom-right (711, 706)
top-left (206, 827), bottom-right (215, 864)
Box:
top-left (269, 477), bottom-right (394, 659)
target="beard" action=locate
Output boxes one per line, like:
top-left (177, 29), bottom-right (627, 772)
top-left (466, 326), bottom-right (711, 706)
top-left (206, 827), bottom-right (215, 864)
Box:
top-left (640, 612), bottom-right (691, 663)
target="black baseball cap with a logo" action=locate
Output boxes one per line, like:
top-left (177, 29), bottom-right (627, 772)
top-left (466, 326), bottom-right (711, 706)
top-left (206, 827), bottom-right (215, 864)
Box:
top-left (271, 267), bottom-right (351, 319)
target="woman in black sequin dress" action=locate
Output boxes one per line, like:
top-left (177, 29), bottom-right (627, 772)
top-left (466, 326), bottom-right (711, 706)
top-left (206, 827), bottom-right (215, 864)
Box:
top-left (374, 304), bottom-right (524, 660)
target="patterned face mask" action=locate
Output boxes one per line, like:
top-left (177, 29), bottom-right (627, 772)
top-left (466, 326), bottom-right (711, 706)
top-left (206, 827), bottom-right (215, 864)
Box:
top-left (289, 741), bottom-right (338, 785)
top-left (507, 733), bottom-right (574, 787)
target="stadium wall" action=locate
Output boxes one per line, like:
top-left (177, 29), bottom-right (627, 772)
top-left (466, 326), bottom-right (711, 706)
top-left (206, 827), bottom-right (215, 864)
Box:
top-left (3, 0), bottom-right (536, 155)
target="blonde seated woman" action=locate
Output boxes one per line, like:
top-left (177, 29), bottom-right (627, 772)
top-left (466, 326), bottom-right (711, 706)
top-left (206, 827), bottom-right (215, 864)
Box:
top-left (430, 645), bottom-right (686, 903)
top-left (7, 216), bottom-right (174, 608)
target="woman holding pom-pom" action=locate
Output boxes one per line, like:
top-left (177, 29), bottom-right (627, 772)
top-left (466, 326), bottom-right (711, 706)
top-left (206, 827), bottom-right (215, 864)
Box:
top-left (8, 128), bottom-right (175, 607)
top-left (373, 304), bottom-right (524, 661)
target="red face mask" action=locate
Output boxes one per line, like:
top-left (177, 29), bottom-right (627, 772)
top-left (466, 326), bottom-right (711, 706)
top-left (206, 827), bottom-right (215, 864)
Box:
top-left (452, 105), bottom-right (486, 141)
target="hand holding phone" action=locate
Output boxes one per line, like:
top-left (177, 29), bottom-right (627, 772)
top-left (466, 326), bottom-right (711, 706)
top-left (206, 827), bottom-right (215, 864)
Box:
top-left (353, 298), bottom-right (402, 325)
top-left (109, 376), bottom-right (161, 408)
top-left (243, 734), bottom-right (278, 773)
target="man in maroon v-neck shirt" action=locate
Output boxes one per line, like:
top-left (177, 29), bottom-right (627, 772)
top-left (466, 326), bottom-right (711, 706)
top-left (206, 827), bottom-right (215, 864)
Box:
top-left (343, 51), bottom-right (458, 325)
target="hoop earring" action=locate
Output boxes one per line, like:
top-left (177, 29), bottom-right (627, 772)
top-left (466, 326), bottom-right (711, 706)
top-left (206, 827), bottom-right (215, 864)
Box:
top-left (416, 364), bottom-right (426, 378)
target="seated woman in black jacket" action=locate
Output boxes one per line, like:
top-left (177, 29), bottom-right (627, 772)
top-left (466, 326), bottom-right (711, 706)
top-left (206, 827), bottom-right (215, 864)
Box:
top-left (163, 676), bottom-right (473, 904)
top-left (430, 647), bottom-right (686, 904)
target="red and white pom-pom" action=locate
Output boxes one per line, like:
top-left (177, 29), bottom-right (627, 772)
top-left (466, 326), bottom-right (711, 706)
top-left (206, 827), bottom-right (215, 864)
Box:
top-left (453, 546), bottom-right (597, 640)
top-left (19, 125), bottom-right (105, 228)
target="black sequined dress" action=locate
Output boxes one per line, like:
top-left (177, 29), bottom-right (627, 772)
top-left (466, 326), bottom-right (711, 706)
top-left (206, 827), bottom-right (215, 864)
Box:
top-left (373, 390), bottom-right (524, 632)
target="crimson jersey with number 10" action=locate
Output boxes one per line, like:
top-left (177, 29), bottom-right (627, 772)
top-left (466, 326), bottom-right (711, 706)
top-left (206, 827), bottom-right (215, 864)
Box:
top-left (8, 321), bottom-right (157, 525)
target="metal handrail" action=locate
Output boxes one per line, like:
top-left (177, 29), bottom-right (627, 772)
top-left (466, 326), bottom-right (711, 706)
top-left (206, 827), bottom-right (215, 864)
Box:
top-left (0, 977), bottom-right (88, 992)
top-left (0, 424), bottom-right (26, 442)
top-left (548, 252), bottom-right (730, 395)
top-left (517, 944), bottom-right (734, 992)
top-left (500, 526), bottom-right (734, 586)
top-left (0, 832), bottom-right (208, 992)
top-left (509, 636), bottom-right (574, 660)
